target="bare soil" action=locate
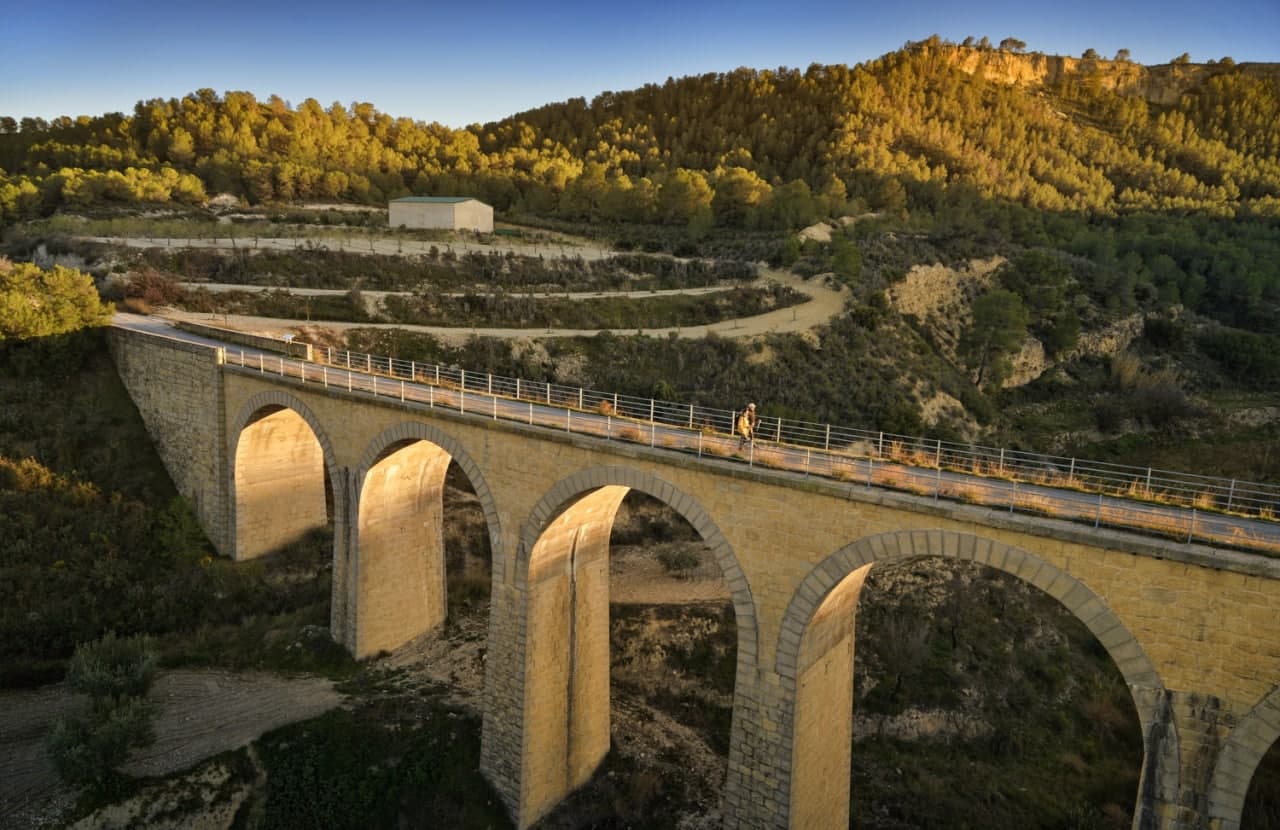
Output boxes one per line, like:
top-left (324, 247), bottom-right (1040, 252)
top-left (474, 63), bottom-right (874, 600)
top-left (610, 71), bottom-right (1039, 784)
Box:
top-left (0, 672), bottom-right (341, 829)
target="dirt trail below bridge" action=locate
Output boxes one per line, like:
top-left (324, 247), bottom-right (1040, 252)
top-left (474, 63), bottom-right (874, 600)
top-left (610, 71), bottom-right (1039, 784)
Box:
top-left (0, 671), bottom-right (342, 829)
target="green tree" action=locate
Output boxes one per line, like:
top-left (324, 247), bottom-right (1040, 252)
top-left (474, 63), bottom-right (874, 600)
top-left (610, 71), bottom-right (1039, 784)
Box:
top-left (711, 166), bottom-right (771, 227)
top-left (0, 261), bottom-right (113, 340)
top-left (960, 289), bottom-right (1029, 388)
top-left (829, 235), bottom-right (862, 283)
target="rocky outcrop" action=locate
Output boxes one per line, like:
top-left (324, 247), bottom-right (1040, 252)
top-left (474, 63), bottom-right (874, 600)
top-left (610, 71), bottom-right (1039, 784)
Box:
top-left (932, 44), bottom-right (1279, 106)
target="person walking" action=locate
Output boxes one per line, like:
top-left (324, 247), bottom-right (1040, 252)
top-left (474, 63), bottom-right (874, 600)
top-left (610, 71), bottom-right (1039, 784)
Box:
top-left (737, 402), bottom-right (758, 449)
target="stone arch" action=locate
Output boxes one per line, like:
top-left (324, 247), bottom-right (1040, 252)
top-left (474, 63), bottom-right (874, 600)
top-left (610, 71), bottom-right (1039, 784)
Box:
top-left (515, 468), bottom-right (755, 632)
top-left (228, 389), bottom-right (340, 561)
top-left (1208, 684), bottom-right (1280, 830)
top-left (773, 529), bottom-right (1174, 830)
top-left (493, 465), bottom-right (756, 829)
top-left (344, 421), bottom-right (503, 659)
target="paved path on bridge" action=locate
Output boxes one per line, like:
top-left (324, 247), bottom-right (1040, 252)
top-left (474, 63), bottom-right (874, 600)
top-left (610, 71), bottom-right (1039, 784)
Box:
top-left (113, 314), bottom-right (1280, 561)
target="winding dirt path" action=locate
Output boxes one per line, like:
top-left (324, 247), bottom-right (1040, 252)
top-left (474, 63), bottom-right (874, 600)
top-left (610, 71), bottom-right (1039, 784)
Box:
top-left (157, 269), bottom-right (846, 343)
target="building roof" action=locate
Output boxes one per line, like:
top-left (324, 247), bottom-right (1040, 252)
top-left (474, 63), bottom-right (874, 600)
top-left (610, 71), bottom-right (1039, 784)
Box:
top-left (390, 196), bottom-right (482, 204)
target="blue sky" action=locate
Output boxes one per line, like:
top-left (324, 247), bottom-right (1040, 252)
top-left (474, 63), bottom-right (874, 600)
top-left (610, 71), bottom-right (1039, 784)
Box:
top-left (3, 0), bottom-right (1276, 128)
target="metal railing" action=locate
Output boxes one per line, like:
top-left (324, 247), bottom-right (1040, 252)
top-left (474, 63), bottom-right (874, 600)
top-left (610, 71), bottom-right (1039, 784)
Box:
top-left (222, 341), bottom-right (1280, 557)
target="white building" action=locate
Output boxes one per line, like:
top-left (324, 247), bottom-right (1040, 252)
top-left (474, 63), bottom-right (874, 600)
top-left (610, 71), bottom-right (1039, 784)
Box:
top-left (388, 197), bottom-right (494, 233)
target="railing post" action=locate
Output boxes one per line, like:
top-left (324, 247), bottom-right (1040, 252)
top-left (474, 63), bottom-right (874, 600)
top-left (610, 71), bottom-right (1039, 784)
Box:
top-left (493, 395), bottom-right (497, 420)
top-left (1068, 457), bottom-right (1076, 482)
top-left (578, 388), bottom-right (583, 410)
top-left (366, 355), bottom-right (371, 373)
top-left (1146, 467), bottom-right (1153, 493)
top-left (1226, 479), bottom-right (1236, 512)
top-left (435, 365), bottom-right (440, 384)
top-left (999, 448), bottom-right (1005, 476)
top-left (1010, 480), bottom-right (1017, 513)
top-left (649, 398), bottom-right (655, 424)
top-left (323, 366), bottom-right (328, 388)
top-left (776, 418), bottom-right (782, 443)
top-left (259, 353), bottom-right (264, 372)
top-left (461, 369), bottom-right (466, 393)
top-left (878, 431), bottom-right (884, 457)
top-left (566, 409), bottom-right (571, 432)
top-left (1095, 493), bottom-right (1103, 527)
top-left (547, 383), bottom-right (551, 405)
top-left (825, 424), bottom-right (831, 452)
top-left (487, 373), bottom-right (492, 395)
top-left (279, 356), bottom-right (284, 376)
top-left (935, 466), bottom-right (941, 500)
top-left (805, 448), bottom-right (810, 477)
top-left (517, 378), bottom-right (521, 400)
top-left (400, 380), bottom-right (405, 402)
top-left (935, 439), bottom-right (941, 468)
top-left (748, 441), bottom-right (754, 467)
top-left (529, 402), bottom-right (533, 425)
top-left (411, 360), bottom-right (416, 382)
top-left (698, 432), bottom-right (703, 458)
top-left (460, 388), bottom-right (465, 414)
top-left (429, 386), bottom-right (434, 407)
top-left (607, 416), bottom-right (612, 439)
top-left (613, 392), bottom-right (619, 414)
top-left (327, 347), bottom-right (332, 364)
top-left (650, 421), bottom-right (655, 447)
top-left (689, 404), bottom-right (694, 429)
top-left (347, 371), bottom-right (352, 392)
top-left (372, 376), bottom-right (377, 396)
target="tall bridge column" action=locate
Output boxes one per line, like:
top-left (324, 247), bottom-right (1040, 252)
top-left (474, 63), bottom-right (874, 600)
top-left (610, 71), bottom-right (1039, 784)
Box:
top-left (492, 485), bottom-right (624, 828)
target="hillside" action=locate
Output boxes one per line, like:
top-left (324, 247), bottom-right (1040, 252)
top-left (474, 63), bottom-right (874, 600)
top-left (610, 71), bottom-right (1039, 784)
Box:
top-left (1, 40), bottom-right (1278, 224)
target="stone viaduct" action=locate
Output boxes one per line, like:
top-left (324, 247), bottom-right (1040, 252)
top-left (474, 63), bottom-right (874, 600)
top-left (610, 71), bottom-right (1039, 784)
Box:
top-left (107, 324), bottom-right (1280, 830)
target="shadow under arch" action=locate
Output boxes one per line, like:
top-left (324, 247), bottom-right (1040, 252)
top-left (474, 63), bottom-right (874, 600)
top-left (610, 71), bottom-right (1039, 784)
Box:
top-left (773, 529), bottom-right (1175, 830)
top-left (492, 465), bottom-right (757, 829)
top-left (343, 420), bottom-right (503, 659)
top-left (1208, 684), bottom-right (1280, 830)
top-left (228, 389), bottom-right (341, 562)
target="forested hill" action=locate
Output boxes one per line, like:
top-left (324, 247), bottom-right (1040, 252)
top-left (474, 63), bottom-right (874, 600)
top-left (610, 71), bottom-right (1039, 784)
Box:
top-left (1, 39), bottom-right (1278, 226)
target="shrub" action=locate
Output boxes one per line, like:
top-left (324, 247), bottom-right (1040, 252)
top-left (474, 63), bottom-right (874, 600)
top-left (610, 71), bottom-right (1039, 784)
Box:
top-left (65, 631), bottom-right (158, 710)
top-left (47, 633), bottom-right (159, 794)
top-left (47, 696), bottom-right (155, 793)
top-left (657, 546), bottom-right (700, 576)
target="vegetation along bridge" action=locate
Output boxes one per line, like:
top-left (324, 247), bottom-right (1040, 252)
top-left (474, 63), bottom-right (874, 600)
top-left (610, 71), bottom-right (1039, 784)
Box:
top-left (108, 314), bottom-right (1280, 830)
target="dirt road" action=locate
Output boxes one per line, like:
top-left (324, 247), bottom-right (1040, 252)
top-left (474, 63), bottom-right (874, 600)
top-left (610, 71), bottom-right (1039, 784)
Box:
top-left (0, 671), bottom-right (342, 829)
top-left (159, 269), bottom-right (847, 344)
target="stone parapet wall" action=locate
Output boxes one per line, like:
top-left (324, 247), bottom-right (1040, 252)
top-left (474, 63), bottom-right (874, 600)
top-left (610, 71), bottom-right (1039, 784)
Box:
top-left (172, 320), bottom-right (312, 360)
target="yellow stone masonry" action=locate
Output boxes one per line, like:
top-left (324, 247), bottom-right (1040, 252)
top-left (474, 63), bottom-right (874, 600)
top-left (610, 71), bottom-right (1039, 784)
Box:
top-left (109, 327), bottom-right (1280, 830)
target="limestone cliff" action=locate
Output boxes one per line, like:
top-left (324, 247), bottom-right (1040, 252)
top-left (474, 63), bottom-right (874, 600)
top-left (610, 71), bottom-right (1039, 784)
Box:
top-left (924, 44), bottom-right (1279, 106)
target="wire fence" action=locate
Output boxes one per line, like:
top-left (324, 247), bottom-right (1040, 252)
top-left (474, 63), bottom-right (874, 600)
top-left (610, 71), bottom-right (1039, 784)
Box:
top-left (223, 340), bottom-right (1280, 556)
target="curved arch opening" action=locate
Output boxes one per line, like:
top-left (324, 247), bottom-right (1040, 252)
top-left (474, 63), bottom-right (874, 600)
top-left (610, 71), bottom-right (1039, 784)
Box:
top-left (1243, 741), bottom-right (1280, 828)
top-left (234, 404), bottom-right (331, 560)
top-left (521, 485), bottom-right (737, 827)
top-left (786, 540), bottom-right (1151, 830)
top-left (353, 439), bottom-right (492, 659)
